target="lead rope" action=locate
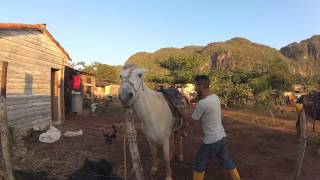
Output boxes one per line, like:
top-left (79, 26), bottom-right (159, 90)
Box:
top-left (124, 126), bottom-right (127, 180)
top-left (141, 78), bottom-right (145, 91)
top-left (123, 109), bottom-right (140, 180)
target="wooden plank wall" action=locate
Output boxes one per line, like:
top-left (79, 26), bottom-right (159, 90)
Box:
top-left (81, 74), bottom-right (95, 97)
top-left (0, 29), bottom-right (65, 130)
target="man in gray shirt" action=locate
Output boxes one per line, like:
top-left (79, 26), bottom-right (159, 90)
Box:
top-left (184, 75), bottom-right (240, 180)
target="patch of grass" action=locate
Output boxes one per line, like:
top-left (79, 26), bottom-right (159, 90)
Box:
top-left (0, 127), bottom-right (15, 149)
top-left (8, 126), bottom-right (14, 146)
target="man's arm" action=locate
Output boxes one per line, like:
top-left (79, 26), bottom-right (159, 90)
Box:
top-left (177, 102), bottom-right (205, 127)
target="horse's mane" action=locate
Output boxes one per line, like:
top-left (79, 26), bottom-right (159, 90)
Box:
top-left (123, 64), bottom-right (138, 70)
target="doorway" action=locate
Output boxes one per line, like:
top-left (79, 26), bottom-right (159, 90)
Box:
top-left (51, 69), bottom-right (60, 122)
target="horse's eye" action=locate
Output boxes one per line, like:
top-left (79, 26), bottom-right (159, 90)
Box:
top-left (138, 73), bottom-right (142, 78)
top-left (120, 75), bottom-right (122, 78)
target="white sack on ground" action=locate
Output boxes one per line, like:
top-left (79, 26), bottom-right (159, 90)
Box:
top-left (63, 130), bottom-right (83, 137)
top-left (39, 125), bottom-right (61, 143)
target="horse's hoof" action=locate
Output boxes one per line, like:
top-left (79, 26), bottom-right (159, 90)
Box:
top-left (178, 155), bottom-right (184, 162)
top-left (165, 176), bottom-right (172, 180)
top-left (150, 167), bottom-right (158, 175)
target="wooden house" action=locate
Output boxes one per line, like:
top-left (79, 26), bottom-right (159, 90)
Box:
top-left (94, 78), bottom-right (107, 98)
top-left (105, 84), bottom-right (120, 97)
top-left (80, 72), bottom-right (95, 98)
top-left (0, 23), bottom-right (71, 132)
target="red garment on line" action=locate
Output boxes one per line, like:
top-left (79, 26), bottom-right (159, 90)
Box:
top-left (71, 76), bottom-right (81, 90)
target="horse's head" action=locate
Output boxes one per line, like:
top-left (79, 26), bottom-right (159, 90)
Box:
top-left (118, 64), bottom-right (148, 108)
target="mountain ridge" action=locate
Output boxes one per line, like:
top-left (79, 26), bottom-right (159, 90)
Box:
top-left (126, 35), bottom-right (320, 80)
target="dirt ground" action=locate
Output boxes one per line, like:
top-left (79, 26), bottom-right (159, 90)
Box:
top-left (8, 102), bottom-right (320, 180)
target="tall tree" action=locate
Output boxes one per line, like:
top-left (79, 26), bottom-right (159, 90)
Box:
top-left (149, 54), bottom-right (206, 84)
top-left (82, 62), bottom-right (120, 83)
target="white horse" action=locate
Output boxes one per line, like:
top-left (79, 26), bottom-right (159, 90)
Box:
top-left (119, 64), bottom-right (184, 180)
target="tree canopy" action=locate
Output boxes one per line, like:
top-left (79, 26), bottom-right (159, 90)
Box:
top-left (148, 54), bottom-right (206, 84)
top-left (80, 62), bottom-right (121, 84)
top-left (147, 56), bottom-right (294, 107)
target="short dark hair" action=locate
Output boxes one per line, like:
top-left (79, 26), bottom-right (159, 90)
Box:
top-left (194, 75), bottom-right (210, 88)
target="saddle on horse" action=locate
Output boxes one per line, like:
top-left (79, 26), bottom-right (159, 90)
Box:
top-left (305, 91), bottom-right (320, 120)
top-left (158, 88), bottom-right (186, 129)
top-left (296, 90), bottom-right (320, 134)
top-left (296, 91), bottom-right (320, 118)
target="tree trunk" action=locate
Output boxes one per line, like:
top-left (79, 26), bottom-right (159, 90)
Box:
top-left (125, 109), bottom-right (144, 180)
top-left (0, 62), bottom-right (15, 180)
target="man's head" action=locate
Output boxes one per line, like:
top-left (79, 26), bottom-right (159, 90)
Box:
top-left (194, 75), bottom-right (210, 98)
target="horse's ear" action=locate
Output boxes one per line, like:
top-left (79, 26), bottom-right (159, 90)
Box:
top-left (138, 68), bottom-right (148, 74)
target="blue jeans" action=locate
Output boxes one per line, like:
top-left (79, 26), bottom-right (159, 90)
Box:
top-left (194, 138), bottom-right (235, 172)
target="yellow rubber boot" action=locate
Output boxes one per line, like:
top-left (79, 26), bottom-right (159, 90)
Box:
top-left (193, 171), bottom-right (205, 180)
top-left (229, 168), bottom-right (241, 180)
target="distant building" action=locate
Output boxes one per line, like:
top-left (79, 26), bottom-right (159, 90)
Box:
top-left (94, 78), bottom-right (107, 98)
top-left (81, 72), bottom-right (95, 98)
top-left (106, 84), bottom-right (120, 97)
top-left (293, 84), bottom-right (305, 93)
top-left (64, 67), bottom-right (95, 114)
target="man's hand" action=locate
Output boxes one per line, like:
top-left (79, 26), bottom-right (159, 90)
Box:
top-left (177, 108), bottom-right (194, 126)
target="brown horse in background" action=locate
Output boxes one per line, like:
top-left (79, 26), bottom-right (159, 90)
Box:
top-left (296, 91), bottom-right (320, 138)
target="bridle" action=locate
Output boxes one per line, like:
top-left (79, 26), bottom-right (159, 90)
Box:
top-left (120, 68), bottom-right (145, 105)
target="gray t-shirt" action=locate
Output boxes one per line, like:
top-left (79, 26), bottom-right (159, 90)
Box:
top-left (192, 94), bottom-right (226, 144)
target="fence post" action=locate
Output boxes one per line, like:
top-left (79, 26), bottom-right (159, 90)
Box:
top-left (125, 109), bottom-right (144, 180)
top-left (0, 61), bottom-right (15, 180)
top-left (294, 109), bottom-right (307, 180)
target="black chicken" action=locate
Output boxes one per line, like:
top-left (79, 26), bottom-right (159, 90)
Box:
top-left (103, 124), bottom-right (117, 144)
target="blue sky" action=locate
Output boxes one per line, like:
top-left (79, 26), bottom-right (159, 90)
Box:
top-left (1, 0), bottom-right (319, 65)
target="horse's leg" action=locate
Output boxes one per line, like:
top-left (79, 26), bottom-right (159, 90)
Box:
top-left (178, 132), bottom-right (184, 162)
top-left (296, 113), bottom-right (301, 139)
top-left (149, 141), bottom-right (159, 175)
top-left (313, 119), bottom-right (316, 132)
top-left (170, 133), bottom-right (175, 159)
top-left (172, 129), bottom-right (184, 162)
top-left (163, 138), bottom-right (172, 180)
